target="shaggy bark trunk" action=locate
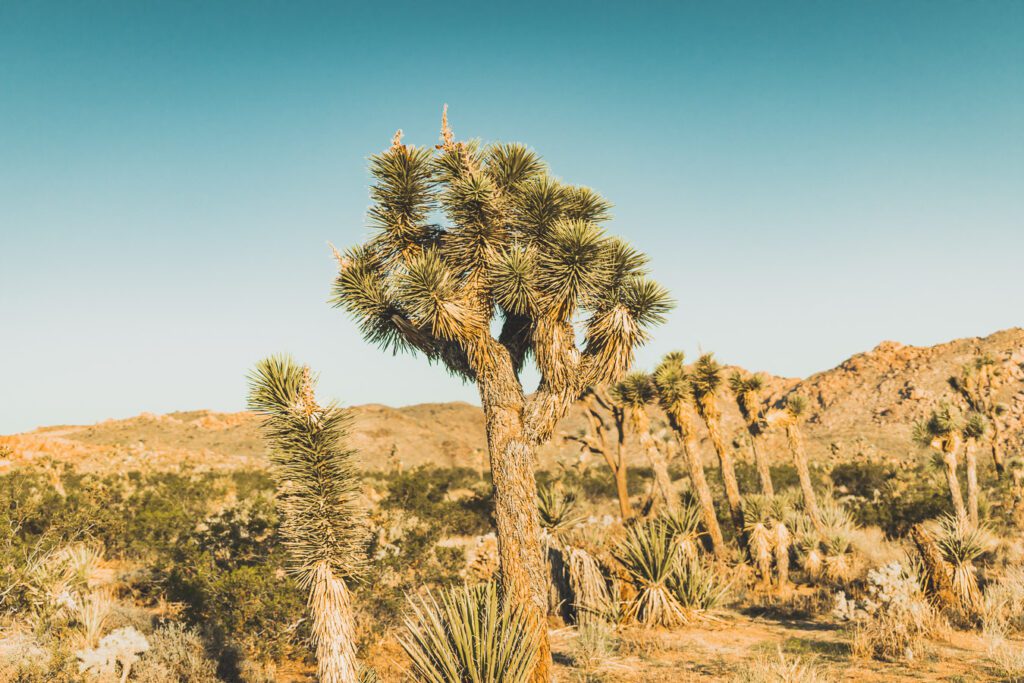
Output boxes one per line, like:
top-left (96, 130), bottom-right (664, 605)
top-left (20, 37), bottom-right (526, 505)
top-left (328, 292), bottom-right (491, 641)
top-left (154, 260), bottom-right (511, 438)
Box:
top-left (701, 406), bottom-right (744, 533)
top-left (751, 437), bottom-right (774, 498)
top-left (990, 420), bottom-right (1006, 477)
top-left (477, 371), bottom-right (551, 683)
top-left (638, 427), bottom-right (677, 516)
top-left (310, 561), bottom-right (360, 683)
top-left (965, 440), bottom-right (979, 528)
top-left (667, 412), bottom-right (727, 560)
top-left (785, 423), bottom-right (824, 535)
top-left (910, 524), bottom-right (959, 613)
top-left (943, 449), bottom-right (968, 523)
top-left (612, 460), bottom-right (632, 520)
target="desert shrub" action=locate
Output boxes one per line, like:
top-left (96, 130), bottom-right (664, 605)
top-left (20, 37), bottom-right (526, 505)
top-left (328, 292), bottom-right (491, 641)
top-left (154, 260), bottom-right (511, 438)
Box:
top-left (162, 496), bottom-right (307, 669)
top-left (730, 646), bottom-right (833, 682)
top-left (983, 566), bottom-right (1024, 635)
top-left (669, 557), bottom-right (731, 612)
top-left (835, 462), bottom-right (953, 537)
top-left (837, 562), bottom-right (938, 662)
top-left (400, 582), bottom-right (541, 683)
top-left (132, 623), bottom-right (220, 683)
top-left (378, 466), bottom-right (493, 537)
top-left (572, 620), bottom-right (617, 674)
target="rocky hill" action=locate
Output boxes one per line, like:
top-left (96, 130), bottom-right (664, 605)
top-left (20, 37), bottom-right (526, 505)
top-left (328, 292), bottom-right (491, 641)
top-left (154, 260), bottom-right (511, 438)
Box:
top-left (2, 328), bottom-right (1022, 475)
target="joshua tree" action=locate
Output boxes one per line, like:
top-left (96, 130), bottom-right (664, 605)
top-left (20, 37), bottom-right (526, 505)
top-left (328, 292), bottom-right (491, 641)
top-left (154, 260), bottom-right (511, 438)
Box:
top-left (611, 372), bottom-right (677, 516)
top-left (690, 353), bottom-right (744, 533)
top-left (729, 371), bottom-right (773, 497)
top-left (913, 403), bottom-right (968, 523)
top-left (330, 112), bottom-right (672, 680)
top-left (248, 356), bottom-right (369, 683)
top-left (769, 394), bottom-right (824, 535)
top-left (567, 386), bottom-right (633, 519)
top-left (950, 353), bottom-right (1008, 476)
top-left (961, 412), bottom-right (988, 528)
top-left (651, 352), bottom-right (728, 560)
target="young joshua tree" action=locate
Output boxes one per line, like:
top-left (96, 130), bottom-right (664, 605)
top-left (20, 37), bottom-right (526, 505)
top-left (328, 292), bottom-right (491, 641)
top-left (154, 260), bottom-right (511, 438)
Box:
top-left (690, 353), bottom-right (744, 533)
top-left (768, 395), bottom-right (824, 535)
top-left (950, 354), bottom-right (1008, 477)
top-left (729, 371), bottom-right (773, 497)
top-left (330, 113), bottom-right (672, 680)
top-left (913, 403), bottom-right (968, 523)
top-left (652, 352), bottom-right (728, 560)
top-left (611, 372), bottom-right (676, 515)
top-left (567, 386), bottom-right (633, 519)
top-left (962, 411), bottom-right (988, 528)
top-left (248, 356), bottom-right (369, 683)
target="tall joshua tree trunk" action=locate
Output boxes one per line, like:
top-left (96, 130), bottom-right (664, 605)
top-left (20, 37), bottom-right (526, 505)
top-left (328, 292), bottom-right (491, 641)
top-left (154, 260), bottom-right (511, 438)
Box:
top-left (311, 562), bottom-right (360, 683)
top-left (784, 422), bottom-right (824, 535)
top-left (730, 373), bottom-right (774, 497)
top-left (964, 439), bottom-right (979, 528)
top-left (638, 427), bottom-right (677, 516)
top-left (700, 403), bottom-right (744, 533)
top-left (478, 368), bottom-right (550, 682)
top-left (941, 445), bottom-right (968, 523)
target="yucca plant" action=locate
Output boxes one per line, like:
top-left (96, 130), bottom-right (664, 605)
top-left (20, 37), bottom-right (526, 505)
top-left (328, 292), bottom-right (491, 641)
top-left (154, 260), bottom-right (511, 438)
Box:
top-left (743, 495), bottom-right (776, 588)
top-left (537, 480), bottom-right (584, 535)
top-left (661, 503), bottom-right (704, 564)
top-left (652, 352), bottom-right (728, 560)
top-left (668, 557), bottom-right (731, 614)
top-left (823, 531), bottom-right (855, 585)
top-left (690, 353), bottom-right (745, 533)
top-left (248, 356), bottom-right (369, 683)
top-left (913, 403), bottom-right (967, 522)
top-left (788, 512), bottom-right (824, 581)
top-left (729, 372), bottom-right (774, 497)
top-left (611, 372), bottom-right (677, 515)
top-left (613, 520), bottom-right (685, 626)
top-left (962, 411), bottom-right (988, 528)
top-left (400, 582), bottom-right (542, 683)
top-left (565, 545), bottom-right (615, 626)
top-left (330, 112), bottom-right (672, 679)
top-left (932, 514), bottom-right (996, 615)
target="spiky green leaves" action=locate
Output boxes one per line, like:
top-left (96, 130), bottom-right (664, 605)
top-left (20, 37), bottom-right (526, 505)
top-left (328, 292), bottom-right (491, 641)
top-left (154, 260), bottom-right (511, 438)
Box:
top-left (651, 352), bottom-right (690, 414)
top-left (398, 250), bottom-right (484, 342)
top-left (913, 403), bottom-right (962, 449)
top-left (610, 372), bottom-right (656, 410)
top-left (400, 583), bottom-right (541, 683)
top-left (963, 411), bottom-right (988, 440)
top-left (368, 145), bottom-right (437, 259)
top-left (247, 356), bottom-right (368, 588)
top-left (536, 218), bottom-right (608, 318)
top-left (785, 394), bottom-right (808, 419)
top-left (334, 121), bottom-right (672, 389)
top-left (689, 353), bottom-right (722, 402)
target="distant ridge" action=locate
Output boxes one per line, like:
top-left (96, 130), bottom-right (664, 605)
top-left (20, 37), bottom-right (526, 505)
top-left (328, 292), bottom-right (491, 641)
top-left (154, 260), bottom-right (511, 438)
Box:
top-left (2, 329), bottom-right (1022, 474)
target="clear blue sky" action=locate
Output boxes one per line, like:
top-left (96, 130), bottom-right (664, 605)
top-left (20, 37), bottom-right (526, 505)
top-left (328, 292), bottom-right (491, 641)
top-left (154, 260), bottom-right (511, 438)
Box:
top-left (2, 1), bottom-right (1022, 434)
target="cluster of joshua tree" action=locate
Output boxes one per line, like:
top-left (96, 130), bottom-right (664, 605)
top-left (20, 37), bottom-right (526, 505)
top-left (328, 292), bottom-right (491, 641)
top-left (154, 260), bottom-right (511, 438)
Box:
top-left (245, 113), bottom-right (1018, 682)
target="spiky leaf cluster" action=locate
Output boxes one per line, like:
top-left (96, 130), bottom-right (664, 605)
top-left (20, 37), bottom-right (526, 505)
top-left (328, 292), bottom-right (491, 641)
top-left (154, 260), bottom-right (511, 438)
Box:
top-left (963, 411), bottom-right (988, 441)
top-left (913, 403), bottom-right (963, 449)
top-left (400, 582), bottom-right (541, 683)
top-left (247, 356), bottom-right (368, 587)
top-left (689, 353), bottom-right (722, 402)
top-left (331, 120), bottom-right (672, 393)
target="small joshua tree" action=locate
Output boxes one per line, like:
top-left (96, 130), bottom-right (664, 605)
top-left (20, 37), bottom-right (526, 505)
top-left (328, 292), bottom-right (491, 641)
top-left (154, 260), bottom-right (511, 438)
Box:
top-left (330, 111), bottom-right (672, 680)
top-left (913, 403), bottom-right (968, 523)
top-left (610, 372), bottom-right (677, 515)
top-left (248, 356), bottom-right (369, 683)
top-left (690, 353), bottom-right (744, 533)
top-left (652, 352), bottom-right (728, 560)
top-left (568, 386), bottom-right (633, 519)
top-left (950, 353), bottom-right (1007, 476)
top-left (962, 411), bottom-right (988, 528)
top-left (769, 394), bottom-right (824, 535)
top-left (729, 372), bottom-right (774, 497)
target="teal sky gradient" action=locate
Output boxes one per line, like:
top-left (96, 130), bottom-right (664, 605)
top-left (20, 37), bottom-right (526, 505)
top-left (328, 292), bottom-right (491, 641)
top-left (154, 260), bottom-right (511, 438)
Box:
top-left (2, 1), bottom-right (1022, 433)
